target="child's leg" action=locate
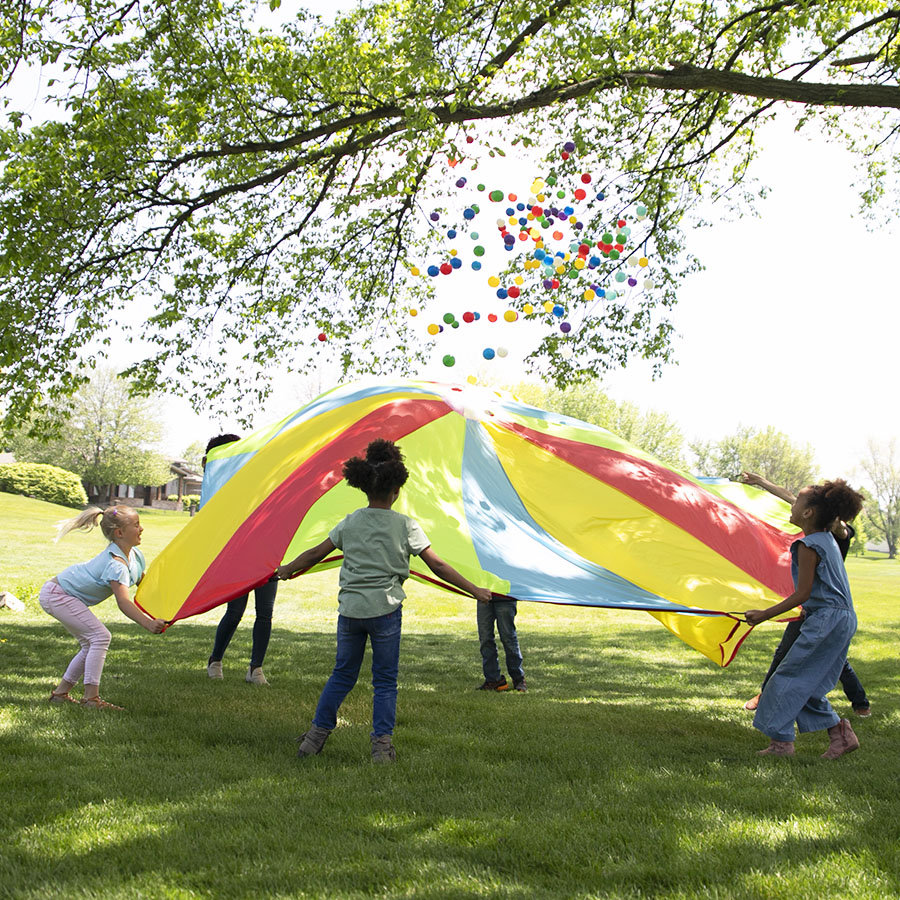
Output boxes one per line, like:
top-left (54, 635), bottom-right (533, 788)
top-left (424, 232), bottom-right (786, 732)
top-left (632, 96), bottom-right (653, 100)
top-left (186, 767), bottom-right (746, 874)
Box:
top-left (312, 615), bottom-right (367, 731)
top-left (760, 618), bottom-right (803, 691)
top-left (476, 601), bottom-right (502, 681)
top-left (39, 581), bottom-right (111, 691)
top-left (249, 581), bottom-right (277, 669)
top-left (208, 594), bottom-right (249, 663)
top-left (838, 659), bottom-right (869, 709)
top-left (367, 609), bottom-right (402, 737)
top-left (493, 600), bottom-right (524, 683)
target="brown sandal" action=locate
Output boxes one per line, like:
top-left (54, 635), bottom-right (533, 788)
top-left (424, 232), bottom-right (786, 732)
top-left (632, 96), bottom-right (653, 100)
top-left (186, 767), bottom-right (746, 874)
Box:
top-left (80, 697), bottom-right (124, 711)
top-left (48, 690), bottom-right (78, 705)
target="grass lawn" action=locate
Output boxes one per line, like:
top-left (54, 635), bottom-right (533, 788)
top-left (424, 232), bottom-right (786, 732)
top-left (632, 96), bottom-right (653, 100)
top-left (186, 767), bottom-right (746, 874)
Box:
top-left (1, 493), bottom-right (899, 899)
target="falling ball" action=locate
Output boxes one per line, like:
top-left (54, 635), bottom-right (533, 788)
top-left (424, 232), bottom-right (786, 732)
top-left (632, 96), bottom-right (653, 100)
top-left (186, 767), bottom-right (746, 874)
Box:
top-left (442, 355), bottom-right (455, 367)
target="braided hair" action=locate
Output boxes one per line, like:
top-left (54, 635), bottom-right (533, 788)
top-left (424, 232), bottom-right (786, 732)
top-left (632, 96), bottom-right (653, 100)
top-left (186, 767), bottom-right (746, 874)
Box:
top-left (343, 439), bottom-right (409, 500)
top-left (805, 479), bottom-right (864, 531)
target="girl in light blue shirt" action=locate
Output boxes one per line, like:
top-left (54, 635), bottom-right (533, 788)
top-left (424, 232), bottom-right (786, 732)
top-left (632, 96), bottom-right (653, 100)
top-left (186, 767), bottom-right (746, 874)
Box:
top-left (40, 506), bottom-right (166, 709)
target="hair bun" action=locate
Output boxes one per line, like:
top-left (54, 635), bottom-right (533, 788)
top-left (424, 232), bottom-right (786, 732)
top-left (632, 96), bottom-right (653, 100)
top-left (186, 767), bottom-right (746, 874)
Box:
top-left (365, 438), bottom-right (403, 464)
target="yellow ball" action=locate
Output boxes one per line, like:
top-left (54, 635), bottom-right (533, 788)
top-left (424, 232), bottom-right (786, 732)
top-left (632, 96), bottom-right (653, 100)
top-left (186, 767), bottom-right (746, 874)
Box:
top-left (427, 323), bottom-right (439, 335)
top-left (555, 264), bottom-right (565, 275)
top-left (450, 248), bottom-right (457, 257)
top-left (488, 275), bottom-right (500, 287)
top-left (410, 266), bottom-right (420, 276)
top-left (508, 216), bottom-right (517, 225)
top-left (543, 300), bottom-right (554, 312)
top-left (514, 275), bottom-right (524, 285)
top-left (639, 257), bottom-right (649, 267)
top-left (503, 310), bottom-right (518, 322)
top-left (583, 289), bottom-right (595, 301)
top-left (467, 374), bottom-right (478, 385)
top-left (410, 308), bottom-right (418, 316)
top-left (573, 258), bottom-right (585, 270)
top-left (523, 303), bottom-right (534, 315)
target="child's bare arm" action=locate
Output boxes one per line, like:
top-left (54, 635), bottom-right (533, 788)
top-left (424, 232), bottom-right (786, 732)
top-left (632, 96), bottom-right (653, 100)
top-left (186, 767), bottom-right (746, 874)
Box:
top-left (419, 547), bottom-right (493, 602)
top-left (276, 538), bottom-right (335, 580)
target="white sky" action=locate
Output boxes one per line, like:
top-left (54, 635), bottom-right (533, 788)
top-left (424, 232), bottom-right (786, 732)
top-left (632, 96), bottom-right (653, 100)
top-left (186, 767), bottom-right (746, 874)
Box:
top-left (6, 3), bottom-right (897, 480)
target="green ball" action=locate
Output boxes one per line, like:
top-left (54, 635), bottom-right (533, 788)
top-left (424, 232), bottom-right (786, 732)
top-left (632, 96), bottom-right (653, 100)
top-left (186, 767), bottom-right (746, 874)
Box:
top-left (470, 231), bottom-right (480, 239)
top-left (557, 190), bottom-right (565, 199)
top-left (442, 355), bottom-right (456, 367)
top-left (443, 312), bottom-right (455, 324)
top-left (545, 175), bottom-right (557, 186)
top-left (489, 190), bottom-right (504, 202)
top-left (473, 245), bottom-right (485, 256)
top-left (609, 249), bottom-right (620, 259)
top-left (568, 268), bottom-right (580, 279)
top-left (616, 233), bottom-right (627, 243)
top-left (602, 232), bottom-right (614, 243)
top-left (477, 184), bottom-right (485, 191)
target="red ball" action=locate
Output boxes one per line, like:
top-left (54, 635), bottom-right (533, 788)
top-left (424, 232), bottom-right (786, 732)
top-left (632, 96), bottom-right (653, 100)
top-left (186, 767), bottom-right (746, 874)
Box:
top-left (466, 135), bottom-right (475, 144)
top-left (561, 151), bottom-right (570, 160)
top-left (488, 313), bottom-right (498, 322)
top-left (617, 219), bottom-right (627, 228)
top-left (574, 188), bottom-right (586, 200)
top-left (531, 205), bottom-right (543, 217)
top-left (614, 243), bottom-right (624, 252)
top-left (551, 279), bottom-right (560, 289)
top-left (317, 332), bottom-right (327, 342)
top-left (507, 286), bottom-right (520, 299)
top-left (463, 311), bottom-right (475, 323)
top-left (578, 243), bottom-right (590, 256)
top-left (440, 262), bottom-right (453, 274)
top-left (581, 173), bottom-right (591, 183)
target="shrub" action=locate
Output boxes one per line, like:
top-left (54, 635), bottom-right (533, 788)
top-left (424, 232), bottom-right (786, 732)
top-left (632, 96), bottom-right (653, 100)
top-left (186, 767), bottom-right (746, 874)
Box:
top-left (0, 462), bottom-right (88, 508)
top-left (167, 493), bottom-right (201, 511)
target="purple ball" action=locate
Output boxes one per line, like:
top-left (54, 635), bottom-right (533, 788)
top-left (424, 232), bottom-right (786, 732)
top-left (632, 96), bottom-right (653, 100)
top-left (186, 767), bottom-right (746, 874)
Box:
top-left (430, 212), bottom-right (440, 221)
top-left (563, 141), bottom-right (576, 152)
top-left (628, 277), bottom-right (637, 286)
top-left (543, 279), bottom-right (553, 289)
top-left (456, 177), bottom-right (467, 187)
top-left (560, 322), bottom-right (572, 333)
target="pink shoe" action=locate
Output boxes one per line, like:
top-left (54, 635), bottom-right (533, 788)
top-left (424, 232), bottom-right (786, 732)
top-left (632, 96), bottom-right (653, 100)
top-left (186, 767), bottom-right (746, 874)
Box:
top-left (757, 740), bottom-right (795, 757)
top-left (822, 719), bottom-right (859, 759)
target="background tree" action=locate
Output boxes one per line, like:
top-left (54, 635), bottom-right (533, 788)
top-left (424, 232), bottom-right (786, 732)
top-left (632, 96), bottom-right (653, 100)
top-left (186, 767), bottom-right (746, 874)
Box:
top-left (7, 369), bottom-right (172, 500)
top-left (858, 438), bottom-right (900, 559)
top-left (513, 380), bottom-right (686, 468)
top-left (180, 441), bottom-right (206, 473)
top-left (690, 425), bottom-right (818, 493)
top-left (2, 0), bottom-right (899, 428)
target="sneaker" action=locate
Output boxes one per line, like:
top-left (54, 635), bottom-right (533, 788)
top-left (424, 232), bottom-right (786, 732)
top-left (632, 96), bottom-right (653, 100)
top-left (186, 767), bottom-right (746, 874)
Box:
top-left (513, 679), bottom-right (527, 692)
top-left (371, 734), bottom-right (396, 763)
top-left (207, 660), bottom-right (224, 679)
top-left (80, 697), bottom-right (124, 711)
top-left (822, 719), bottom-right (860, 759)
top-left (245, 666), bottom-right (269, 685)
top-left (744, 693), bottom-right (761, 711)
top-left (757, 740), bottom-right (795, 757)
top-left (853, 706), bottom-right (871, 717)
top-left (477, 677), bottom-right (508, 691)
top-left (297, 724), bottom-right (331, 757)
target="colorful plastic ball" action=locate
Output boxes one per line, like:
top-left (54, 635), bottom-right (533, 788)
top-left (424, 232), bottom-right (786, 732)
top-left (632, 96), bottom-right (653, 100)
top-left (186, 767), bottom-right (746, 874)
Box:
top-left (616, 233), bottom-right (627, 244)
top-left (615, 271), bottom-right (627, 282)
top-left (410, 266), bottom-right (420, 276)
top-left (489, 190), bottom-right (504, 202)
top-left (477, 183), bottom-right (485, 191)
top-left (563, 141), bottom-right (576, 152)
top-left (427, 265), bottom-right (440, 277)
top-left (609, 249), bottom-right (620, 259)
top-left (471, 261), bottom-right (482, 270)
top-left (574, 188), bottom-right (586, 201)
top-left (451, 321), bottom-right (459, 328)
top-left (580, 173), bottom-right (591, 184)
top-left (596, 192), bottom-right (605, 200)
top-left (440, 262), bottom-right (453, 275)
top-left (470, 231), bottom-right (480, 239)
top-left (534, 248), bottom-right (546, 261)
top-left (517, 202), bottom-right (526, 211)
top-left (430, 212), bottom-right (440, 221)
top-left (553, 230), bottom-right (564, 241)
top-left (507, 286), bottom-right (520, 299)
top-left (602, 232), bottom-right (614, 243)
top-left (443, 312), bottom-right (455, 324)
top-left (560, 322), bottom-right (572, 333)
top-left (317, 332), bottom-right (327, 342)
top-left (466, 135), bottom-right (475, 144)
top-left (473, 312), bottom-right (481, 320)
top-left (456, 177), bottom-right (467, 187)
top-left (584, 289), bottom-right (596, 301)
top-left (496, 346), bottom-right (509, 358)
top-left (427, 323), bottom-right (439, 335)
top-left (463, 208), bottom-right (476, 220)
top-left (447, 229), bottom-right (457, 239)
top-left (628, 277), bottom-right (637, 286)
top-left (636, 204), bottom-right (647, 216)
top-left (483, 348), bottom-right (496, 360)
top-left (639, 257), bottom-right (649, 267)
top-left (488, 313), bottom-right (498, 322)
top-left (442, 355), bottom-right (455, 367)
top-left (503, 310), bottom-right (517, 322)
top-left (590, 255), bottom-right (601, 267)
top-left (496, 288), bottom-right (508, 299)
top-left (488, 275), bottom-right (500, 287)
top-left (606, 289), bottom-right (617, 301)
top-left (542, 278), bottom-right (553, 289)
top-left (551, 278), bottom-right (560, 289)
top-left (561, 151), bottom-right (570, 160)
top-left (644, 279), bottom-right (655, 290)
top-left (503, 234), bottom-right (516, 246)
top-left (523, 303), bottom-right (534, 314)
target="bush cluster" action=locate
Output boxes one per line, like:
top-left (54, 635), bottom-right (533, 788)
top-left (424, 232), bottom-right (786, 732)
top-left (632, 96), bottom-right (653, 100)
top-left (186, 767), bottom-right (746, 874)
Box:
top-left (0, 462), bottom-right (88, 508)
top-left (167, 493), bottom-right (201, 511)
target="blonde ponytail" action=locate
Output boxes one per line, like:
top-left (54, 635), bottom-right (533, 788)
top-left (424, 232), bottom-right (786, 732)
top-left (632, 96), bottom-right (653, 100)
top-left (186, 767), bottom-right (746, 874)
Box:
top-left (54, 505), bottom-right (134, 542)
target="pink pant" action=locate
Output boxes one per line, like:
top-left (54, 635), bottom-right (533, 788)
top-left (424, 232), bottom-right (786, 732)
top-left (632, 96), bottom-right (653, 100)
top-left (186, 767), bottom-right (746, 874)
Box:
top-left (39, 580), bottom-right (111, 686)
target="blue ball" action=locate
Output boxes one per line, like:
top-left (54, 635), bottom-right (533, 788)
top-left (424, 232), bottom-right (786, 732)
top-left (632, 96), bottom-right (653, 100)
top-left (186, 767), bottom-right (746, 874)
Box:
top-left (496, 288), bottom-right (508, 299)
top-left (450, 257), bottom-right (462, 269)
top-left (471, 260), bottom-right (482, 270)
top-left (447, 229), bottom-right (457, 239)
top-left (596, 191), bottom-right (605, 201)
top-left (463, 208), bottom-right (476, 220)
top-left (456, 177), bottom-right (467, 187)
top-left (427, 265), bottom-right (440, 277)
top-left (534, 249), bottom-right (546, 260)
top-left (516, 202), bottom-right (525, 211)
top-left (483, 348), bottom-right (496, 360)
top-left (553, 304), bottom-right (565, 316)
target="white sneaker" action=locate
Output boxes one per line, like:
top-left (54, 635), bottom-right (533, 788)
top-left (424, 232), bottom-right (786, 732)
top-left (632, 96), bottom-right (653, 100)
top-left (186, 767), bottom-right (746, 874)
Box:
top-left (245, 666), bottom-right (269, 685)
top-left (207, 661), bottom-right (223, 679)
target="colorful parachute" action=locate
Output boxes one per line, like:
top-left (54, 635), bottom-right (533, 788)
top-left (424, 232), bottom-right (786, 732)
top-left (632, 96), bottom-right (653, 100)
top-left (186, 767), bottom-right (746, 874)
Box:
top-left (136, 380), bottom-right (799, 665)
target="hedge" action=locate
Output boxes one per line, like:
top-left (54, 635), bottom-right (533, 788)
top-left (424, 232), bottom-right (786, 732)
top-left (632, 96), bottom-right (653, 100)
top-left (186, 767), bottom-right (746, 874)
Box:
top-left (0, 462), bottom-right (88, 508)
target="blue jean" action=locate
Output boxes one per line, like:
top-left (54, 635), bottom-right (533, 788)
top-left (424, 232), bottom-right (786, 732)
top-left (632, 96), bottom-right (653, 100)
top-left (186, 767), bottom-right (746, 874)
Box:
top-left (313, 608), bottom-right (402, 737)
top-left (209, 580), bottom-right (277, 669)
top-left (477, 599), bottom-right (524, 683)
top-left (760, 616), bottom-right (869, 708)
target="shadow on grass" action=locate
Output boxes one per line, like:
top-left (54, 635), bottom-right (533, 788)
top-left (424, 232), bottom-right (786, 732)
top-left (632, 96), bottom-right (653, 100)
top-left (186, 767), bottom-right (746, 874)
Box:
top-left (1, 621), bottom-right (898, 899)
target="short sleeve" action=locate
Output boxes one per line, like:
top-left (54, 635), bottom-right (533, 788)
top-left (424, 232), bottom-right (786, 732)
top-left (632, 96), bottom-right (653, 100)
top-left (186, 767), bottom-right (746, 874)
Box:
top-left (329, 515), bottom-right (348, 550)
top-left (406, 518), bottom-right (430, 556)
top-left (101, 557), bottom-right (131, 586)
